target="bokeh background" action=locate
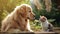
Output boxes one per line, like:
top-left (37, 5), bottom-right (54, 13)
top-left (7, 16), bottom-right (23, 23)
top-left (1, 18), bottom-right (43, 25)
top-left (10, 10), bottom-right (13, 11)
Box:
top-left (0, 0), bottom-right (60, 32)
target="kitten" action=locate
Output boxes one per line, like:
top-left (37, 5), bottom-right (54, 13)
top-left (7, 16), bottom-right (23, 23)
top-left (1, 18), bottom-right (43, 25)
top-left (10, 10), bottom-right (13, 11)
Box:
top-left (39, 16), bottom-right (53, 32)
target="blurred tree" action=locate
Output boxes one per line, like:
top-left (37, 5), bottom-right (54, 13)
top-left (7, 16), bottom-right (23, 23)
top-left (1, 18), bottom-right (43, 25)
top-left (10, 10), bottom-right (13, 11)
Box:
top-left (30, 0), bottom-right (60, 27)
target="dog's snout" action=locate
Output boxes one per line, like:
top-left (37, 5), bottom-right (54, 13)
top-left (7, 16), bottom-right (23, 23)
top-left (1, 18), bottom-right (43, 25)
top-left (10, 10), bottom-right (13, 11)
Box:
top-left (33, 16), bottom-right (35, 19)
top-left (33, 14), bottom-right (35, 19)
top-left (34, 17), bottom-right (35, 19)
top-left (33, 14), bottom-right (35, 17)
top-left (34, 15), bottom-right (35, 17)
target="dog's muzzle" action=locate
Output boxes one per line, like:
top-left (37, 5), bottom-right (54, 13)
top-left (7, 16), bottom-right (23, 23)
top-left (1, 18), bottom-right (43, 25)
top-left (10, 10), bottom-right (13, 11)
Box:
top-left (27, 17), bottom-right (35, 20)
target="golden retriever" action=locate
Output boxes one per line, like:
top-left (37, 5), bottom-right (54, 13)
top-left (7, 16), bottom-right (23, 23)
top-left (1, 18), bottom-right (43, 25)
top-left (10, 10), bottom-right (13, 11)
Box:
top-left (39, 16), bottom-right (53, 32)
top-left (1, 4), bottom-right (35, 32)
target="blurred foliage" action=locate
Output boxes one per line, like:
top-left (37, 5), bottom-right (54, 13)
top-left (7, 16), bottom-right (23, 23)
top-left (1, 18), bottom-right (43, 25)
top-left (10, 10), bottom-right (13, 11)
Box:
top-left (30, 20), bottom-right (42, 32)
top-left (0, 0), bottom-right (60, 32)
top-left (30, 0), bottom-right (60, 27)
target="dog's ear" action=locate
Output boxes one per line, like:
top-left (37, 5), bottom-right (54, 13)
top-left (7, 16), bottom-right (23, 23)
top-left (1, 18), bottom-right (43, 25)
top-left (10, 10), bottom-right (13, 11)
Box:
top-left (13, 5), bottom-right (27, 20)
top-left (18, 5), bottom-right (27, 18)
top-left (20, 6), bottom-right (26, 14)
top-left (21, 6), bottom-right (27, 17)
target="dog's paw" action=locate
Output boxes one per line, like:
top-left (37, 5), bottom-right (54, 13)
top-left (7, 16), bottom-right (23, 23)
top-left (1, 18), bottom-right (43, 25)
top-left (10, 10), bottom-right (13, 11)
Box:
top-left (29, 30), bottom-right (34, 32)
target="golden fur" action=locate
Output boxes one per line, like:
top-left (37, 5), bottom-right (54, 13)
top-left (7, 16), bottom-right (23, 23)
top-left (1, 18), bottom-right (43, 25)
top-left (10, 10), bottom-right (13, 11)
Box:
top-left (1, 4), bottom-right (35, 32)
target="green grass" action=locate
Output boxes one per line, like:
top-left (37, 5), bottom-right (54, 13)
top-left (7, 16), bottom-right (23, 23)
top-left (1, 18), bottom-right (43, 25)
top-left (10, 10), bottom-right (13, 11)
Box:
top-left (30, 20), bottom-right (42, 32)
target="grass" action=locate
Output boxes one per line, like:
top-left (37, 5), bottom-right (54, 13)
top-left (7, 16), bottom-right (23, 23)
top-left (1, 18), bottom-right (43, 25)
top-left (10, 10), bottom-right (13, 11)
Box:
top-left (30, 20), bottom-right (42, 32)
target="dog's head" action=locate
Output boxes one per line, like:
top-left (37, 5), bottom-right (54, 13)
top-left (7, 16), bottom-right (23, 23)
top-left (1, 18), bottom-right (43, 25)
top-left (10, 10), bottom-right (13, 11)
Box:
top-left (15, 4), bottom-right (35, 20)
top-left (40, 16), bottom-right (47, 22)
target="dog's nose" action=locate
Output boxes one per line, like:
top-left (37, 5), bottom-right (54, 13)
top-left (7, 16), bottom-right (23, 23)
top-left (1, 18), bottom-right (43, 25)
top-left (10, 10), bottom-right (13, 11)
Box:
top-left (34, 15), bottom-right (35, 17)
top-left (27, 17), bottom-right (30, 19)
top-left (34, 15), bottom-right (35, 19)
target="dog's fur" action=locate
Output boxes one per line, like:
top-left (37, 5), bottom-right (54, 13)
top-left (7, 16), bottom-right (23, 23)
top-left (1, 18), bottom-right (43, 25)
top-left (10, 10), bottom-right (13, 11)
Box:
top-left (1, 4), bottom-right (35, 32)
top-left (39, 16), bottom-right (53, 32)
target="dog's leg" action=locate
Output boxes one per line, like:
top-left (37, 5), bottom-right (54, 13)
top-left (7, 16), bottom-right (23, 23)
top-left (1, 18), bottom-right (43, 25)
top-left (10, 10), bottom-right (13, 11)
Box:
top-left (27, 20), bottom-right (33, 32)
top-left (1, 24), bottom-right (6, 32)
top-left (4, 24), bottom-right (11, 32)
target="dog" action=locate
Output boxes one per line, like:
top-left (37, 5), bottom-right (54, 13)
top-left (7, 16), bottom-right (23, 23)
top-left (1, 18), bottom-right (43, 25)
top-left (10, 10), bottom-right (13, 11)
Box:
top-left (39, 16), bottom-right (53, 32)
top-left (1, 4), bottom-right (35, 32)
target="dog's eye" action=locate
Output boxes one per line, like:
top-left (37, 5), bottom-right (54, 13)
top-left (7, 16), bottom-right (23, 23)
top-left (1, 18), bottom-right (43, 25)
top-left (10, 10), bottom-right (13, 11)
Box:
top-left (29, 11), bottom-right (31, 12)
